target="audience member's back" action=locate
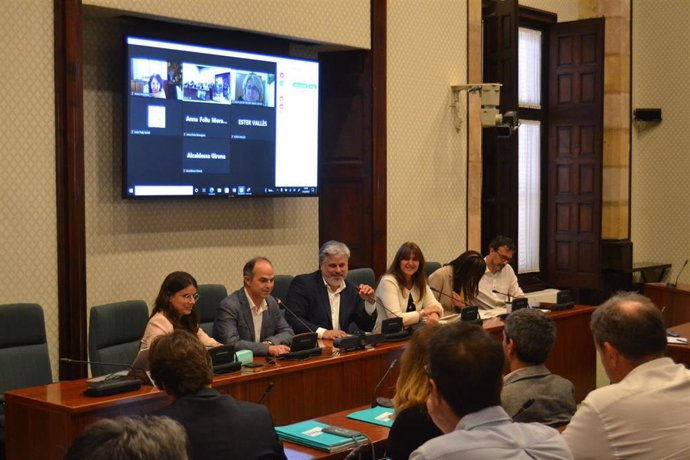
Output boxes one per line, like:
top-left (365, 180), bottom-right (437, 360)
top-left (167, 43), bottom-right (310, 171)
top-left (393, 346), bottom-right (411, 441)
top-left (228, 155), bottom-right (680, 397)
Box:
top-left (64, 415), bottom-right (188, 460)
top-left (410, 321), bottom-right (572, 460)
top-left (562, 292), bottom-right (690, 459)
top-left (155, 387), bottom-right (282, 460)
top-left (501, 308), bottom-right (576, 427)
top-left (149, 330), bottom-right (286, 460)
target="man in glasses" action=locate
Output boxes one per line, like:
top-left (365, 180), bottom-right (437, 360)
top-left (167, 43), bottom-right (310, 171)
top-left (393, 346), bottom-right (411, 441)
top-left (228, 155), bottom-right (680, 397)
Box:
top-left (411, 322), bottom-right (572, 460)
top-left (475, 235), bottom-right (525, 313)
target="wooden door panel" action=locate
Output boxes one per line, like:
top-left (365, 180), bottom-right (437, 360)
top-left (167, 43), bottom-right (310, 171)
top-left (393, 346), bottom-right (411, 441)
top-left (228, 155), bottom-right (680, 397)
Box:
top-left (546, 18), bottom-right (604, 289)
top-left (481, 0), bottom-right (519, 249)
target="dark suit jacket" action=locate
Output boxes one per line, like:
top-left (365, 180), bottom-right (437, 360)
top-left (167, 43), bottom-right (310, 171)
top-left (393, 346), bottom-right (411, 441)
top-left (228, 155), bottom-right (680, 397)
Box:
top-left (153, 388), bottom-right (286, 460)
top-left (284, 270), bottom-right (376, 334)
top-left (213, 288), bottom-right (293, 356)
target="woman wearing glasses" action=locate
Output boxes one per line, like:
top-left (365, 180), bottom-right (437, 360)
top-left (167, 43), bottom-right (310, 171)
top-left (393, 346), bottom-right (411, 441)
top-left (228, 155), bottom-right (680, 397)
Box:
top-left (139, 271), bottom-right (221, 351)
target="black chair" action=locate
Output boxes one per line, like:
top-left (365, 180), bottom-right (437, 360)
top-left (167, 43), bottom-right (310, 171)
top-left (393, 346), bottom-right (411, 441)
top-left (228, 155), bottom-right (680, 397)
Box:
top-left (424, 261), bottom-right (442, 278)
top-left (346, 268), bottom-right (376, 288)
top-left (0, 303), bottom-right (53, 459)
top-left (272, 274), bottom-right (293, 303)
top-left (197, 284), bottom-right (228, 336)
top-left (88, 300), bottom-right (149, 377)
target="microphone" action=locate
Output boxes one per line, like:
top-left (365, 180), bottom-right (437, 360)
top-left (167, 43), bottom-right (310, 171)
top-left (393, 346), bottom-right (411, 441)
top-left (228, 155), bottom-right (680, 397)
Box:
top-left (374, 297), bottom-right (408, 340)
top-left (275, 298), bottom-right (321, 360)
top-left (430, 286), bottom-right (471, 310)
top-left (430, 287), bottom-right (480, 323)
top-left (668, 259), bottom-right (688, 288)
top-left (61, 358), bottom-right (142, 396)
top-left (492, 289), bottom-right (513, 302)
top-left (258, 381), bottom-right (274, 404)
top-left (374, 296), bottom-right (405, 319)
top-left (276, 298), bottom-right (316, 334)
top-left (371, 358), bottom-right (398, 408)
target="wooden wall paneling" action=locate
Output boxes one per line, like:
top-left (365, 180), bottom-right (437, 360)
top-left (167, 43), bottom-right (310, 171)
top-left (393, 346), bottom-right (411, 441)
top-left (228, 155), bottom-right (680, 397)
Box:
top-left (54, 0), bottom-right (88, 379)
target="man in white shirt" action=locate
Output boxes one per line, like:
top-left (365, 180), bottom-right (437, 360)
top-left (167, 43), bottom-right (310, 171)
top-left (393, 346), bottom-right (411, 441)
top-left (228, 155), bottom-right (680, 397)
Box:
top-left (562, 292), bottom-right (690, 459)
top-left (476, 235), bottom-right (524, 312)
top-left (285, 241), bottom-right (376, 339)
top-left (411, 321), bottom-right (572, 460)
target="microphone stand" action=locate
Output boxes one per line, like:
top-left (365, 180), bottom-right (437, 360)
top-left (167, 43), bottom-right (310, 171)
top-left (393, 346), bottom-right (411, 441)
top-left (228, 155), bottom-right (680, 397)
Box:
top-left (371, 358), bottom-right (398, 408)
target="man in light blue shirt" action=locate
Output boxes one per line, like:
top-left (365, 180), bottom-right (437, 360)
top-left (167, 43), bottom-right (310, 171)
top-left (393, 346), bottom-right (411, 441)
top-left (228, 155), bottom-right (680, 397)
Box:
top-left (410, 322), bottom-right (572, 460)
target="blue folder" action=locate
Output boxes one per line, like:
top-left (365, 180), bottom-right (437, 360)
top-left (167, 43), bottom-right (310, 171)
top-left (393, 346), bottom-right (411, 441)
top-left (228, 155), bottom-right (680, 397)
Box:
top-left (347, 406), bottom-right (395, 428)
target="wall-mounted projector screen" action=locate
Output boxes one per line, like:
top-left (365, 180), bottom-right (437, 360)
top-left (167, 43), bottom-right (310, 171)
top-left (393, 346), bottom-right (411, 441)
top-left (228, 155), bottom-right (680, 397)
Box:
top-left (124, 36), bottom-right (319, 198)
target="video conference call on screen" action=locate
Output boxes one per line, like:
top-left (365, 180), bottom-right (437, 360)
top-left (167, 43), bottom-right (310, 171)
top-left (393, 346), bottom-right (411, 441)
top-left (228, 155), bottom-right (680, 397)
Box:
top-left (125, 36), bottom-right (319, 198)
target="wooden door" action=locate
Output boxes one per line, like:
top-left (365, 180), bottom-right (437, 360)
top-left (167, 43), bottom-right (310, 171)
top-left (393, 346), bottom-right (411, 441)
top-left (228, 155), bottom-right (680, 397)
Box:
top-left (546, 18), bottom-right (605, 288)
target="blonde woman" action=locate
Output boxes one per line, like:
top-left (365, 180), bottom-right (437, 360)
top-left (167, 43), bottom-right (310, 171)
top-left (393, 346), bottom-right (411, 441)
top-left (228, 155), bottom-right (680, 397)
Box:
top-left (386, 324), bottom-right (443, 460)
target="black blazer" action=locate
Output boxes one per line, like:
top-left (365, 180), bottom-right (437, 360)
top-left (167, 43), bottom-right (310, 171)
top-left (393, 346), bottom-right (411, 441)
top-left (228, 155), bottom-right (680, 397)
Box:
top-left (284, 270), bottom-right (376, 333)
top-left (153, 388), bottom-right (286, 460)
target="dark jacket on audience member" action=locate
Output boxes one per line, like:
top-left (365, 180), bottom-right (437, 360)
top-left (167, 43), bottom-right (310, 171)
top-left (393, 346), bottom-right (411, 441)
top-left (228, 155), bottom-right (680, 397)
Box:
top-left (386, 406), bottom-right (442, 460)
top-left (153, 387), bottom-right (286, 460)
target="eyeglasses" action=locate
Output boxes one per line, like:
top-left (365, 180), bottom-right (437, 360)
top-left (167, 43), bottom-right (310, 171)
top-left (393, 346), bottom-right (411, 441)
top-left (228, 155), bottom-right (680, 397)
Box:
top-left (496, 251), bottom-right (512, 262)
top-left (179, 292), bottom-right (200, 302)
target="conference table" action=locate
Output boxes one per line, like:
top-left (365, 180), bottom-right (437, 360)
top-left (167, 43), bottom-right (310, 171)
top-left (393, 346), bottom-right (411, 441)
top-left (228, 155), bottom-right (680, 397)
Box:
top-left (4, 305), bottom-right (595, 460)
top-left (645, 282), bottom-right (690, 326)
top-left (667, 321), bottom-right (690, 367)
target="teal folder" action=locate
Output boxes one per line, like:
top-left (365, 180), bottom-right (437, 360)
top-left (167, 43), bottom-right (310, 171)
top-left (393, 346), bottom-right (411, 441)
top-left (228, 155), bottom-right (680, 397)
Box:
top-left (347, 406), bottom-right (395, 427)
top-left (275, 420), bottom-right (367, 453)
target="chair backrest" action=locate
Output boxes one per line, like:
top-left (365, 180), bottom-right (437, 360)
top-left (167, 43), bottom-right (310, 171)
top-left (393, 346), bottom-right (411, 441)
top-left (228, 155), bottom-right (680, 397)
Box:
top-left (0, 303), bottom-right (52, 396)
top-left (88, 300), bottom-right (149, 376)
top-left (346, 268), bottom-right (376, 288)
top-left (197, 284), bottom-right (228, 336)
top-left (424, 261), bottom-right (442, 278)
top-left (272, 274), bottom-right (293, 303)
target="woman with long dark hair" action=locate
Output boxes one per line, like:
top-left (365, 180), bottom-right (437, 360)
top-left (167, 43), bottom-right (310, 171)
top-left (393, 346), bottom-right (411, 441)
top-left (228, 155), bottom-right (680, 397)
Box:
top-left (428, 250), bottom-right (486, 314)
top-left (139, 271), bottom-right (220, 351)
top-left (374, 242), bottom-right (443, 330)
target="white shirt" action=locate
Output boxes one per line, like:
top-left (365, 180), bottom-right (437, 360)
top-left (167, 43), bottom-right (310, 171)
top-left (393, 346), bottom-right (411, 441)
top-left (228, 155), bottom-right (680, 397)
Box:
top-left (374, 274), bottom-right (440, 330)
top-left (476, 259), bottom-right (524, 310)
top-left (411, 405), bottom-right (572, 460)
top-left (562, 357), bottom-right (690, 460)
top-left (244, 288), bottom-right (268, 343)
top-left (314, 279), bottom-right (377, 338)
top-left (321, 278), bottom-right (345, 338)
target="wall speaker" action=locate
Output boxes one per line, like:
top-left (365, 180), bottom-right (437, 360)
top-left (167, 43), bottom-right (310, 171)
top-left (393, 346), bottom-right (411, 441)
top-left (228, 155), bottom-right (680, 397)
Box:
top-left (633, 108), bottom-right (662, 122)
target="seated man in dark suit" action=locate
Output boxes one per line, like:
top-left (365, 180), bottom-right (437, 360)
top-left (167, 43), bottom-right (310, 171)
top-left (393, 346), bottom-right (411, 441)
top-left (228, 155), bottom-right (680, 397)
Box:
top-left (501, 308), bottom-right (576, 427)
top-left (213, 257), bottom-right (293, 357)
top-left (150, 330), bottom-right (287, 460)
top-left (285, 240), bottom-right (376, 339)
